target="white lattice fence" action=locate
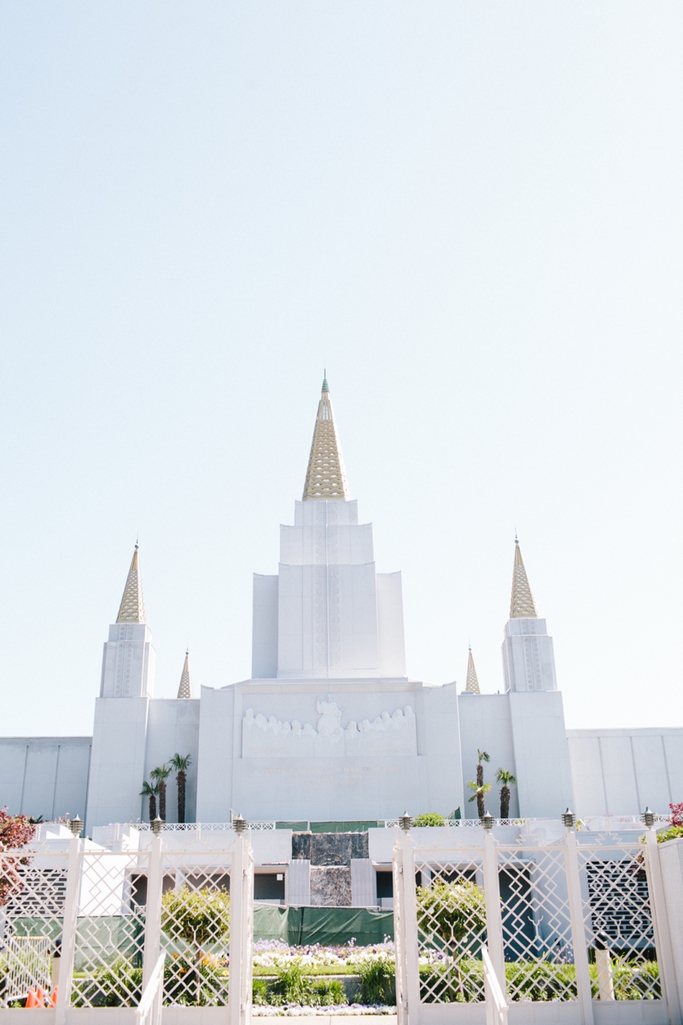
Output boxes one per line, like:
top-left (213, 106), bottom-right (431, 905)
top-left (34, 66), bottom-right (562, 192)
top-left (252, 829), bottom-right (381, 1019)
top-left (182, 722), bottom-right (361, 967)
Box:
top-left (0, 849), bottom-right (68, 1008)
top-left (393, 826), bottom-right (681, 1025)
top-left (157, 848), bottom-right (232, 1006)
top-left (0, 830), bottom-right (254, 1023)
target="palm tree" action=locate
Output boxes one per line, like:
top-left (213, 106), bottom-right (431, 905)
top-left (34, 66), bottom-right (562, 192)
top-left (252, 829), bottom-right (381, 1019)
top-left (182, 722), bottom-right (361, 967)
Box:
top-left (476, 750), bottom-right (490, 789)
top-left (140, 781), bottom-right (158, 822)
top-left (495, 769), bottom-right (517, 819)
top-left (467, 780), bottom-right (492, 819)
top-left (150, 765), bottom-right (172, 821)
top-left (170, 753), bottom-right (192, 824)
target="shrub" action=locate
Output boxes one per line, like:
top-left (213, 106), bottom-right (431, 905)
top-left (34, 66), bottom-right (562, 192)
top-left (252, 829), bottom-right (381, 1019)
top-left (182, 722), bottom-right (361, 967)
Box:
top-left (164, 954), bottom-right (229, 1006)
top-left (357, 954), bottom-right (396, 1004)
top-left (419, 959), bottom-right (483, 1003)
top-left (267, 960), bottom-right (348, 1006)
top-left (656, 825), bottom-right (683, 844)
top-left (416, 879), bottom-right (486, 955)
top-left (413, 813), bottom-right (446, 828)
top-left (71, 961), bottom-right (143, 1007)
top-left (161, 886), bottom-right (230, 1005)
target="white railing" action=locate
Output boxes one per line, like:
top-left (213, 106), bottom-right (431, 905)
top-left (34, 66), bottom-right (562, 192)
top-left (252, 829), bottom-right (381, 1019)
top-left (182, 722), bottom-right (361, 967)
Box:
top-left (135, 952), bottom-right (165, 1025)
top-left (135, 820), bottom-right (276, 831)
top-left (482, 944), bottom-right (508, 1025)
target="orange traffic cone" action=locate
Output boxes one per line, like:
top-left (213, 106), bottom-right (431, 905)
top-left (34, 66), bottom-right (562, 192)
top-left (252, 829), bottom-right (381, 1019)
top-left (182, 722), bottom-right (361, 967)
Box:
top-left (48, 986), bottom-right (59, 1007)
top-left (25, 989), bottom-right (37, 1007)
top-left (36, 987), bottom-right (46, 1006)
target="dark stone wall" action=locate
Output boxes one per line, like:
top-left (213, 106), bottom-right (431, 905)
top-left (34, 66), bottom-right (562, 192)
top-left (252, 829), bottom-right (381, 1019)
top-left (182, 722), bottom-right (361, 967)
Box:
top-left (310, 866), bottom-right (352, 906)
top-left (291, 831), bottom-right (369, 865)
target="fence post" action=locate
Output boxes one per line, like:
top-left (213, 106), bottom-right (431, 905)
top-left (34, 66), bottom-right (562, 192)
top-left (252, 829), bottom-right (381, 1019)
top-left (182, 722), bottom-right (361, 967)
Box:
top-left (482, 830), bottom-right (506, 994)
top-left (240, 834), bottom-right (254, 1025)
top-left (142, 832), bottom-right (164, 991)
top-left (564, 829), bottom-right (595, 1025)
top-left (644, 829), bottom-right (682, 1024)
top-left (54, 833), bottom-right (81, 1025)
top-left (228, 832), bottom-right (245, 1025)
top-left (392, 836), bottom-right (407, 1025)
top-left (400, 830), bottom-right (421, 1025)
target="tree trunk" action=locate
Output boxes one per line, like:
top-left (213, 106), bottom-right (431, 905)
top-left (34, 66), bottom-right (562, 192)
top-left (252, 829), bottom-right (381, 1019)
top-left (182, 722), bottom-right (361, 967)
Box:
top-left (149, 794), bottom-right (157, 821)
top-left (177, 771), bottom-right (186, 824)
top-left (158, 780), bottom-right (166, 821)
top-left (476, 763), bottom-right (484, 819)
top-left (500, 786), bottom-right (510, 819)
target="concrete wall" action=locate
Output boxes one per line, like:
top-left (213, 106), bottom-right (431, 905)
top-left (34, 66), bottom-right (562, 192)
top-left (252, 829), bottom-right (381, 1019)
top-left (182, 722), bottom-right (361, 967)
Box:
top-left (568, 728), bottom-right (683, 816)
top-left (0, 737), bottom-right (91, 820)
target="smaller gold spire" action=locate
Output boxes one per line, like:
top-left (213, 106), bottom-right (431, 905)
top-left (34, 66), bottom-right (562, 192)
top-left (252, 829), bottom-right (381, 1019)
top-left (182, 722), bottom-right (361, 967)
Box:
top-left (465, 647), bottom-right (481, 694)
top-left (116, 543), bottom-right (146, 624)
top-left (509, 538), bottom-right (538, 618)
top-left (177, 649), bottom-right (193, 699)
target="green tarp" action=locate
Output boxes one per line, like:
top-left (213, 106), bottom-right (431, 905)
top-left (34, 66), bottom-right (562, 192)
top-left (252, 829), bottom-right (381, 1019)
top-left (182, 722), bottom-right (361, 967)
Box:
top-left (253, 905), bottom-right (393, 946)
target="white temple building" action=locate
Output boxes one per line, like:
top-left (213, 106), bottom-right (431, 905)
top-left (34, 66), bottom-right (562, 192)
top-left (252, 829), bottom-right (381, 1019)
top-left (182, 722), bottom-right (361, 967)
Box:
top-left (0, 378), bottom-right (681, 831)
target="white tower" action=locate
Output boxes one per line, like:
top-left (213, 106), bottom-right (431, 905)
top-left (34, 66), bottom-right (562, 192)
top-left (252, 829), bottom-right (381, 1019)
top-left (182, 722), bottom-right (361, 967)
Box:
top-left (100, 544), bottom-right (156, 698)
top-left (501, 539), bottom-right (557, 692)
top-left (251, 377), bottom-right (406, 680)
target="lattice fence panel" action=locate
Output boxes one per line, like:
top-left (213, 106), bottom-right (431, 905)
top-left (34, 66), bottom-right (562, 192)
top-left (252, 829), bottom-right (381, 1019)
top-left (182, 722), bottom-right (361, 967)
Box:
top-left (577, 841), bottom-right (661, 1002)
top-left (413, 853), bottom-right (487, 1004)
top-left (159, 849), bottom-right (232, 1007)
top-left (70, 850), bottom-right (148, 1008)
top-left (1, 850), bottom-right (69, 1007)
top-left (496, 845), bottom-right (576, 1003)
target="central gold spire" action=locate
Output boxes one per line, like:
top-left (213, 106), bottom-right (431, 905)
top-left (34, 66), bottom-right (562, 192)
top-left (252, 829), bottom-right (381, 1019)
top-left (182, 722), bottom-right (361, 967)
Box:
top-left (116, 543), bottom-right (146, 624)
top-left (510, 538), bottom-right (538, 618)
top-left (302, 376), bottom-right (350, 501)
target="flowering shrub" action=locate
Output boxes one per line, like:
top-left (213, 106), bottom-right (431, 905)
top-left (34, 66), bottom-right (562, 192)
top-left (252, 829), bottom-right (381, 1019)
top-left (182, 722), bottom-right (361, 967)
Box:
top-left (669, 803), bottom-right (683, 827)
top-left (0, 808), bottom-right (36, 906)
top-left (253, 939), bottom-right (395, 973)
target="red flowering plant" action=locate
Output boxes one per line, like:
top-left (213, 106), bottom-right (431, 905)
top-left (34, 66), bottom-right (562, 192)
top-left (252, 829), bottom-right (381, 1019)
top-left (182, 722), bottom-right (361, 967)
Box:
top-left (670, 803), bottom-right (683, 827)
top-left (0, 808), bottom-right (36, 906)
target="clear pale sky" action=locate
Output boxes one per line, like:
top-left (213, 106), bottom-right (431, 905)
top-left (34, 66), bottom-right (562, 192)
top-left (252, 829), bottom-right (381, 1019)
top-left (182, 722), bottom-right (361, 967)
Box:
top-left (1, 3), bottom-right (681, 738)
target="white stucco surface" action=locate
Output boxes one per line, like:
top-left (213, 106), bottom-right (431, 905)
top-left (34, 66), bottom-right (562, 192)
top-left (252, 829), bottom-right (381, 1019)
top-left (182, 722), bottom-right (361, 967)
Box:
top-left (568, 728), bottom-right (683, 816)
top-left (0, 737), bottom-right (91, 820)
top-left (196, 678), bottom-right (462, 823)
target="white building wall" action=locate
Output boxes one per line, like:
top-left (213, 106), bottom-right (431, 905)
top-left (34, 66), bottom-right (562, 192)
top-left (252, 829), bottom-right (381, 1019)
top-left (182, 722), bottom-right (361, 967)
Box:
top-left (86, 697), bottom-right (149, 831)
top-left (457, 694), bottom-right (519, 819)
top-left (502, 618), bottom-right (557, 693)
top-left (376, 572), bottom-right (406, 678)
top-left (0, 737), bottom-right (91, 821)
top-left (100, 622), bottom-right (156, 698)
top-left (144, 699), bottom-right (200, 823)
top-left (252, 574), bottom-right (278, 678)
top-left (196, 678), bottom-right (463, 823)
top-left (509, 691), bottom-right (573, 817)
top-left (567, 728), bottom-right (683, 816)
top-left (195, 685), bottom-right (238, 824)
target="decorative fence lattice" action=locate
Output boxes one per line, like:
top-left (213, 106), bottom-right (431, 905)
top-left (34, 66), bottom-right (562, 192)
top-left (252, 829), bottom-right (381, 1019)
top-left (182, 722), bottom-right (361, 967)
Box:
top-left (392, 826), bottom-right (679, 1024)
top-left (0, 832), bottom-right (253, 1025)
top-left (158, 850), bottom-right (232, 1006)
top-left (0, 849), bottom-right (69, 1007)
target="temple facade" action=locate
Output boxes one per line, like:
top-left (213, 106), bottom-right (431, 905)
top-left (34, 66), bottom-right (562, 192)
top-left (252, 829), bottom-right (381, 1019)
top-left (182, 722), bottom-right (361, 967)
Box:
top-left (0, 379), bottom-right (681, 830)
